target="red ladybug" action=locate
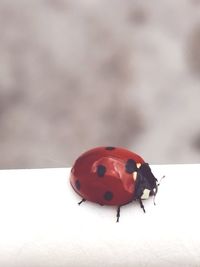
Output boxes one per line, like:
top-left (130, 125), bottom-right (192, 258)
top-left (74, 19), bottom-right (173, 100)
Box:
top-left (70, 146), bottom-right (159, 222)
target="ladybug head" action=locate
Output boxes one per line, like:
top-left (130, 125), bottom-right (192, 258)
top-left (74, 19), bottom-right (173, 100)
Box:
top-left (134, 163), bottom-right (158, 200)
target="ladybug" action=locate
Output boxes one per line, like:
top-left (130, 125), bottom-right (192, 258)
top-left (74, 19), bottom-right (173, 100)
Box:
top-left (70, 146), bottom-right (160, 222)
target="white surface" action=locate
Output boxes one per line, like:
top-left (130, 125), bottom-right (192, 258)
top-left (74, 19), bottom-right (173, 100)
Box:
top-left (0, 165), bottom-right (200, 267)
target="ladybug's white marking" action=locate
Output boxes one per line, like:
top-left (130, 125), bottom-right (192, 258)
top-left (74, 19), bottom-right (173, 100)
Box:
top-left (136, 163), bottom-right (141, 169)
top-left (141, 189), bottom-right (150, 200)
top-left (133, 171), bottom-right (137, 181)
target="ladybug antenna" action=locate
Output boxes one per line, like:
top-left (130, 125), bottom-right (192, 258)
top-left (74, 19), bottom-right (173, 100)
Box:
top-left (157, 175), bottom-right (165, 187)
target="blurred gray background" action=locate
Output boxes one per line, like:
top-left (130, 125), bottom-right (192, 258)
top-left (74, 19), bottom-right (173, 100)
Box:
top-left (1, 0), bottom-right (200, 169)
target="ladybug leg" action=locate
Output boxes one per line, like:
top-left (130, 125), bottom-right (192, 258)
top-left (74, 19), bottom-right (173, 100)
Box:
top-left (78, 198), bottom-right (86, 205)
top-left (152, 175), bottom-right (165, 206)
top-left (153, 195), bottom-right (156, 206)
top-left (116, 206), bottom-right (121, 223)
top-left (139, 198), bottom-right (146, 213)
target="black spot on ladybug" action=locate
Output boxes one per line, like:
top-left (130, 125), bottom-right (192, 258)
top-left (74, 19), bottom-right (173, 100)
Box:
top-left (104, 191), bottom-right (113, 201)
top-left (97, 165), bottom-right (106, 177)
top-left (75, 179), bottom-right (81, 190)
top-left (125, 159), bottom-right (137, 174)
top-left (105, 146), bottom-right (115, 150)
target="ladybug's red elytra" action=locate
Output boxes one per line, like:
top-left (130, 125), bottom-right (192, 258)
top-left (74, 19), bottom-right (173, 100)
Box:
top-left (70, 146), bottom-right (159, 222)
